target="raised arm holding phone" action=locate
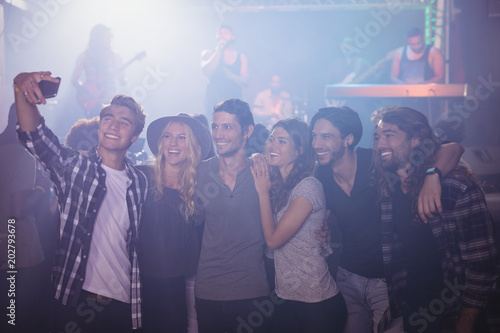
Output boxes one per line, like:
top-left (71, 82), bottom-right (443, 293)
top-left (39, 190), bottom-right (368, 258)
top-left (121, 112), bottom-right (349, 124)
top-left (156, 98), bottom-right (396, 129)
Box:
top-left (13, 71), bottom-right (148, 332)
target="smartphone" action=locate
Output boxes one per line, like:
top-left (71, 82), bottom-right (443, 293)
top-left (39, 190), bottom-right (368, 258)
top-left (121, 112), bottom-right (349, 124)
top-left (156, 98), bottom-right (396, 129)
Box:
top-left (38, 77), bottom-right (61, 99)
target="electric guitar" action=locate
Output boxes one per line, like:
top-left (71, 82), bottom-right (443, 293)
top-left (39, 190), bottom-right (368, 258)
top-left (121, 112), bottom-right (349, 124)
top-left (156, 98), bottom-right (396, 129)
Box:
top-left (326, 48), bottom-right (399, 106)
top-left (77, 51), bottom-right (146, 117)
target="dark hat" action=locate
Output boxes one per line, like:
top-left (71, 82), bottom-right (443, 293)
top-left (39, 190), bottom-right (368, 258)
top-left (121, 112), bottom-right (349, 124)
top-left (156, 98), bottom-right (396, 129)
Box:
top-left (147, 113), bottom-right (212, 159)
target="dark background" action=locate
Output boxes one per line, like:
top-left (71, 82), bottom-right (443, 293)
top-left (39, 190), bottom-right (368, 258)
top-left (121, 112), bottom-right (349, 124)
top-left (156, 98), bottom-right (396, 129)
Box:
top-left (1, 1), bottom-right (499, 149)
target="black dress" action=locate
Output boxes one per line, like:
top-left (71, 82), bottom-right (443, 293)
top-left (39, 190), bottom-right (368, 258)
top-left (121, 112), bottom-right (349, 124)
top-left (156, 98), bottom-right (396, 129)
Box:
top-left (137, 165), bottom-right (202, 333)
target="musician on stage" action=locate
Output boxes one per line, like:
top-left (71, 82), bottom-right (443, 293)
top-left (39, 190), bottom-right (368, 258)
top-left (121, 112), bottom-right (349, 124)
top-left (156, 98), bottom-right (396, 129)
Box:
top-left (391, 27), bottom-right (444, 84)
top-left (201, 24), bottom-right (248, 115)
top-left (252, 74), bottom-right (292, 128)
top-left (325, 37), bottom-right (372, 108)
top-left (326, 37), bottom-right (371, 86)
top-left (72, 24), bottom-right (125, 118)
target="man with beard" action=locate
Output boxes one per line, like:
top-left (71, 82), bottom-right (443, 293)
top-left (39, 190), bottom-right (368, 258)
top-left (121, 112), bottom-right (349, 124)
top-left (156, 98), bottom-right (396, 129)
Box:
top-left (373, 106), bottom-right (499, 332)
top-left (193, 98), bottom-right (270, 333)
top-left (391, 28), bottom-right (444, 84)
top-left (311, 106), bottom-right (463, 332)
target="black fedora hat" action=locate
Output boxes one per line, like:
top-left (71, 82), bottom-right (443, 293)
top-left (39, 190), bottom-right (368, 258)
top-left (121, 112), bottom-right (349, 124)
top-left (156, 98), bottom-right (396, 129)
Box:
top-left (147, 113), bottom-right (212, 159)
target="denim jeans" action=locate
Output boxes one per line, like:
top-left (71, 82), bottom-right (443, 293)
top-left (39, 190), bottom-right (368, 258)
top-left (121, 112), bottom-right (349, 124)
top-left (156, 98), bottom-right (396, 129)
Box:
top-left (336, 266), bottom-right (402, 333)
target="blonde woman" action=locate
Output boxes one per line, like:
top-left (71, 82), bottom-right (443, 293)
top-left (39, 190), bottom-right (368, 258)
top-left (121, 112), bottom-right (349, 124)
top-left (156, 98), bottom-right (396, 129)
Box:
top-left (137, 114), bottom-right (211, 333)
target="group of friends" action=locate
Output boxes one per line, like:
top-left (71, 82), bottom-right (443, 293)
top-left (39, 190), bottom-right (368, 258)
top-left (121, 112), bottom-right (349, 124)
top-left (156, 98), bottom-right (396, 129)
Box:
top-left (7, 69), bottom-right (500, 333)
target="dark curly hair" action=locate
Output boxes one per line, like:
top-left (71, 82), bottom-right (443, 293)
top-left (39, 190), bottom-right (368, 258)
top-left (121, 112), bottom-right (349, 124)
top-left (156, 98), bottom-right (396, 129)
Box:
top-left (268, 118), bottom-right (317, 214)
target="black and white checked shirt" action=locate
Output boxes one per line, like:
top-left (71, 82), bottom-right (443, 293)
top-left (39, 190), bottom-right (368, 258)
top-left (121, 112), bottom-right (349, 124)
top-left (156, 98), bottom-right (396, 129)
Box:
top-left (17, 118), bottom-right (148, 329)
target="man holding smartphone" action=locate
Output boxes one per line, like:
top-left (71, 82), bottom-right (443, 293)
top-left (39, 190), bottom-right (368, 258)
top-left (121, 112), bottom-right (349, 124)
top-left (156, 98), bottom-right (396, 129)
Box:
top-left (38, 77), bottom-right (61, 99)
top-left (13, 71), bottom-right (148, 332)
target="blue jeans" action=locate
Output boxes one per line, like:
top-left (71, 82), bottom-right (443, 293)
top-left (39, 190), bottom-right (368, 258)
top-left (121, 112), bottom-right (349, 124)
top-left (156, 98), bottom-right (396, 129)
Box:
top-left (336, 266), bottom-right (402, 333)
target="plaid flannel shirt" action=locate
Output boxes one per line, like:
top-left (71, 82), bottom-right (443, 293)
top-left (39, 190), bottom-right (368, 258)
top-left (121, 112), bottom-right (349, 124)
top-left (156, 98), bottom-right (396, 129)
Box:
top-left (378, 172), bottom-right (499, 332)
top-left (17, 118), bottom-right (147, 329)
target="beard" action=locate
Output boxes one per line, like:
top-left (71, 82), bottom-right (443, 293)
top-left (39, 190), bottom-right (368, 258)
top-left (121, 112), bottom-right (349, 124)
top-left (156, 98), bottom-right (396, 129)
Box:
top-left (376, 137), bottom-right (413, 170)
top-left (325, 146), bottom-right (347, 167)
top-left (216, 139), bottom-right (245, 158)
top-left (377, 154), bottom-right (400, 172)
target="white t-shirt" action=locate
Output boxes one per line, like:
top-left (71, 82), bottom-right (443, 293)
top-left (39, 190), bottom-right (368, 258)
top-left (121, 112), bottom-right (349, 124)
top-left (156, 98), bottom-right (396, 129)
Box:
top-left (82, 164), bottom-right (131, 303)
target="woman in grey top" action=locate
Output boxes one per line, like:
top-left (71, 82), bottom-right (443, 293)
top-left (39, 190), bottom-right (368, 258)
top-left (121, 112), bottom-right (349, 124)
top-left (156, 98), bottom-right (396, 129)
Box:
top-left (252, 118), bottom-right (347, 332)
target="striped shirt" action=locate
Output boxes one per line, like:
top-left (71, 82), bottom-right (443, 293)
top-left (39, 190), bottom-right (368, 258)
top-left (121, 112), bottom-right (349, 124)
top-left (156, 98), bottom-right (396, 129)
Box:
top-left (378, 171), bottom-right (499, 331)
top-left (17, 118), bottom-right (147, 329)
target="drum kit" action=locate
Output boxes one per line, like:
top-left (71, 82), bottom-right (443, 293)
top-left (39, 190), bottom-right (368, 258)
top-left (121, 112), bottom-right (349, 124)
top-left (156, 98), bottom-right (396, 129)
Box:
top-left (251, 95), bottom-right (309, 129)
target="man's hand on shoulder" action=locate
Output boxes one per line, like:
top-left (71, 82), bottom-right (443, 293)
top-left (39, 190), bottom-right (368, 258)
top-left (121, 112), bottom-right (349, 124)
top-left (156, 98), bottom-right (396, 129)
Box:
top-left (417, 173), bottom-right (442, 223)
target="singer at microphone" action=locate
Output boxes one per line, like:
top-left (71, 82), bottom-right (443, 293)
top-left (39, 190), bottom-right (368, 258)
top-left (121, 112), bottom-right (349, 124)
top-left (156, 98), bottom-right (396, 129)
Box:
top-left (201, 25), bottom-right (249, 116)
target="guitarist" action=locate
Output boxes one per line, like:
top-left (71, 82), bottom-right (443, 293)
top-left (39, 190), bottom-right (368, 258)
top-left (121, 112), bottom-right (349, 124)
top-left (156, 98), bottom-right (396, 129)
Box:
top-left (326, 37), bottom-right (372, 88)
top-left (72, 24), bottom-right (125, 118)
top-left (326, 38), bottom-right (398, 108)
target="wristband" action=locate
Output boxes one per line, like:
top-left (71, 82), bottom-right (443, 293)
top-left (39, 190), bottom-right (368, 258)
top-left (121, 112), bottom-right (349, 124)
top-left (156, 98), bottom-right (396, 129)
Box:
top-left (425, 167), bottom-right (442, 179)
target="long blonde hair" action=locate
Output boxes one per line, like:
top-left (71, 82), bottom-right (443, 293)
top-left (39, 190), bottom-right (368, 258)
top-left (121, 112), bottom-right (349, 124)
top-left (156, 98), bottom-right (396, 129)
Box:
top-left (152, 121), bottom-right (201, 219)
